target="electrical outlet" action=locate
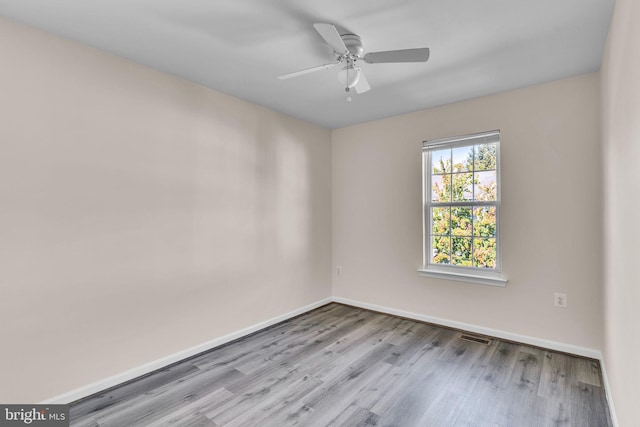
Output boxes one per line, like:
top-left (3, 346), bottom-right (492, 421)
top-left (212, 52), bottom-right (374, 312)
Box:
top-left (554, 293), bottom-right (568, 308)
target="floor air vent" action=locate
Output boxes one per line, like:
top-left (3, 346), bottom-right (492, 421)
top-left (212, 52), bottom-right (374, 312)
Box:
top-left (458, 333), bottom-right (492, 345)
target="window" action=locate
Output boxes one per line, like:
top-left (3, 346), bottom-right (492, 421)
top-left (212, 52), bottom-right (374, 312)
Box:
top-left (419, 130), bottom-right (507, 286)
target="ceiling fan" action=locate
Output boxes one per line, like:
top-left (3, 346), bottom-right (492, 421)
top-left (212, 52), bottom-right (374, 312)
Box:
top-left (278, 23), bottom-right (430, 96)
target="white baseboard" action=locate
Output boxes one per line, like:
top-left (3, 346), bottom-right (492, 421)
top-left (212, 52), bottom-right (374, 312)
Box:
top-left (332, 296), bottom-right (602, 359)
top-left (42, 297), bottom-right (333, 404)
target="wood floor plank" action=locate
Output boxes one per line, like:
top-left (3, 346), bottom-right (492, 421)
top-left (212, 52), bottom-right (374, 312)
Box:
top-left (325, 404), bottom-right (380, 427)
top-left (492, 349), bottom-right (547, 426)
top-left (369, 351), bottom-right (462, 425)
top-left (443, 340), bottom-right (498, 396)
top-left (301, 346), bottom-right (397, 412)
top-left (538, 350), bottom-right (574, 401)
top-left (270, 360), bottom-right (395, 427)
top-left (372, 371), bottom-right (446, 426)
top-left (479, 340), bottom-right (522, 389)
top-left (415, 389), bottom-right (466, 427)
top-left (451, 341), bottom-right (521, 425)
top-left (69, 303), bottom-right (612, 427)
top-left (231, 310), bottom-right (376, 376)
top-left (383, 322), bottom-right (441, 367)
top-left (145, 387), bottom-right (234, 427)
top-left (70, 361), bottom-right (201, 419)
top-left (223, 375), bottom-right (322, 427)
top-left (86, 366), bottom-right (243, 426)
top-left (324, 312), bottom-right (401, 355)
top-left (569, 382), bottom-right (613, 427)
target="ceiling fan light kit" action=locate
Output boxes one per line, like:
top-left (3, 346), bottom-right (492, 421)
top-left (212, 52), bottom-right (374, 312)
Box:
top-left (337, 66), bottom-right (361, 90)
top-left (279, 23), bottom-right (430, 97)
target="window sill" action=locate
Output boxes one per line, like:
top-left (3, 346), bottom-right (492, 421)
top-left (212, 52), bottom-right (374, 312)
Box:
top-left (418, 267), bottom-right (507, 287)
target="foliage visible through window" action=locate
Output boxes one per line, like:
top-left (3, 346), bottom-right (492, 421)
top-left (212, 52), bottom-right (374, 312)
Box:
top-left (423, 131), bottom-right (500, 271)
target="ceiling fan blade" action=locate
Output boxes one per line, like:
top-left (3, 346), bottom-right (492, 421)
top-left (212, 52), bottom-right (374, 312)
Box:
top-left (354, 70), bottom-right (371, 94)
top-left (278, 61), bottom-right (341, 80)
top-left (364, 48), bottom-right (430, 64)
top-left (313, 23), bottom-right (349, 55)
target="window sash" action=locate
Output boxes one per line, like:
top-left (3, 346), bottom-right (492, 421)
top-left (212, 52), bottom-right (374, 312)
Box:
top-left (422, 130), bottom-right (501, 273)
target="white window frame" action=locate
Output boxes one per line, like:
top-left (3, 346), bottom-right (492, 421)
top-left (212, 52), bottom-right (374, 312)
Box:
top-left (418, 130), bottom-right (507, 287)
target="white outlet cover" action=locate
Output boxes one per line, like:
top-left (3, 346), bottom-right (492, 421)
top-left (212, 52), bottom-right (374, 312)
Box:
top-left (554, 293), bottom-right (568, 308)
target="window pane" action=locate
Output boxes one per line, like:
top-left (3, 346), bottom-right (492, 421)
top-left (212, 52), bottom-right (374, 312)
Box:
top-left (432, 236), bottom-right (450, 264)
top-left (474, 143), bottom-right (497, 171)
top-left (432, 149), bottom-right (451, 174)
top-left (452, 146), bottom-right (473, 172)
top-left (432, 175), bottom-right (451, 202)
top-left (451, 207), bottom-right (472, 236)
top-left (432, 207), bottom-right (450, 236)
top-left (424, 132), bottom-right (500, 273)
top-left (452, 173), bottom-right (473, 201)
top-left (473, 237), bottom-right (496, 269)
top-left (474, 170), bottom-right (497, 201)
top-left (452, 237), bottom-right (472, 266)
top-left (473, 207), bottom-right (496, 237)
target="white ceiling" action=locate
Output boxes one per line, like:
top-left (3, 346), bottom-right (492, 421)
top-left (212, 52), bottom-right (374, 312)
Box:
top-left (0, 0), bottom-right (614, 129)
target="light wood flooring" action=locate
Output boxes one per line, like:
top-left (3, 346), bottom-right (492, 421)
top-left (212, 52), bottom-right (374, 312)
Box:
top-left (70, 303), bottom-right (612, 426)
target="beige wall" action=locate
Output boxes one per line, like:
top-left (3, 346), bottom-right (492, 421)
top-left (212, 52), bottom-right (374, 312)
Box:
top-left (601, 0), bottom-right (640, 424)
top-left (0, 17), bottom-right (332, 403)
top-left (332, 73), bottom-right (603, 350)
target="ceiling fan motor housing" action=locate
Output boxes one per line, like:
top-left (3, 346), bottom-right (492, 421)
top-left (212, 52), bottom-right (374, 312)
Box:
top-left (340, 34), bottom-right (364, 58)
